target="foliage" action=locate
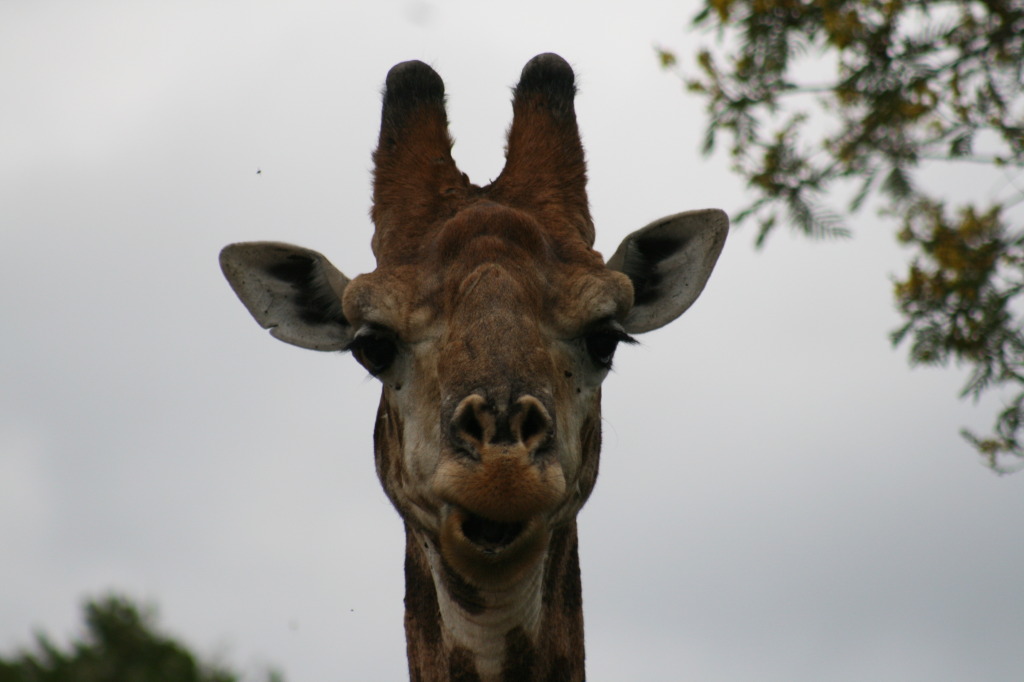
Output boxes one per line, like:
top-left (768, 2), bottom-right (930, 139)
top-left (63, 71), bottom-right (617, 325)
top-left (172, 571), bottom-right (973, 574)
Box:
top-left (659, 0), bottom-right (1024, 472)
top-left (0, 595), bottom-right (284, 682)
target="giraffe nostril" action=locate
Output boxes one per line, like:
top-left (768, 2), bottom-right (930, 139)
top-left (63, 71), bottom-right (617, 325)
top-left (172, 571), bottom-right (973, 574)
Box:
top-left (512, 396), bottom-right (552, 451)
top-left (450, 394), bottom-right (491, 456)
top-left (449, 393), bottom-right (552, 456)
top-left (455, 403), bottom-right (484, 443)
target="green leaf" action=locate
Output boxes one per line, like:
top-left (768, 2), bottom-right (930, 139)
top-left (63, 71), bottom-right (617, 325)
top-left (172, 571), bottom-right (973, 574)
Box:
top-left (849, 168), bottom-right (878, 213)
top-left (676, 0), bottom-right (1024, 472)
top-left (949, 132), bottom-right (973, 158)
top-left (881, 166), bottom-right (914, 202)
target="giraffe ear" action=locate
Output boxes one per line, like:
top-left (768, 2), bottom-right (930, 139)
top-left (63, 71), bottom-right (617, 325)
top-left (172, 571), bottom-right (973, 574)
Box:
top-left (607, 209), bottom-right (728, 334)
top-left (220, 242), bottom-right (354, 351)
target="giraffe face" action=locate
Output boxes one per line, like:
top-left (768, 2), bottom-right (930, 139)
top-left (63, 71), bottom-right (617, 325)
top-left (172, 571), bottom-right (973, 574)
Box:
top-left (339, 203), bottom-right (635, 584)
top-left (220, 54), bottom-right (727, 592)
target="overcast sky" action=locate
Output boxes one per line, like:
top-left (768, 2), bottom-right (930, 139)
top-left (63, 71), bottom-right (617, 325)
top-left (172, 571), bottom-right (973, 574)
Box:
top-left (3, 1), bottom-right (1023, 681)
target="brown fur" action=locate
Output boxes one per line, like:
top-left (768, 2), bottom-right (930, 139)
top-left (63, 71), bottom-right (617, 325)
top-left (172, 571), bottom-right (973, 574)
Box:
top-left (405, 529), bottom-right (446, 680)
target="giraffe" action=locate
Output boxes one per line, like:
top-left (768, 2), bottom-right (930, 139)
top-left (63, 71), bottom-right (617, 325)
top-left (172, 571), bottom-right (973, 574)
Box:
top-left (220, 54), bottom-right (727, 681)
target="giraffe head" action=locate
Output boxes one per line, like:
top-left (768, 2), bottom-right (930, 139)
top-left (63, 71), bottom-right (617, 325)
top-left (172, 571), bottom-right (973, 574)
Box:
top-left (221, 53), bottom-right (725, 605)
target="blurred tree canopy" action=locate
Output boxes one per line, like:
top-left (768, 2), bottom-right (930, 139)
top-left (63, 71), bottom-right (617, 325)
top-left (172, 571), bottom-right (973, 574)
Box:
top-left (659, 0), bottom-right (1024, 473)
top-left (0, 595), bottom-right (283, 682)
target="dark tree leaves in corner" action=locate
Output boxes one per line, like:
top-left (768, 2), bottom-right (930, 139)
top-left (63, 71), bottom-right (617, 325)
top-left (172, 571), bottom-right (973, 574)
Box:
top-left (659, 0), bottom-right (1024, 473)
top-left (0, 595), bottom-right (284, 682)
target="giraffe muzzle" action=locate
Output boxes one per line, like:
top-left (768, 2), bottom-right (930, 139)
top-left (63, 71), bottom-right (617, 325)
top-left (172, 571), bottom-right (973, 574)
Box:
top-left (435, 393), bottom-right (566, 524)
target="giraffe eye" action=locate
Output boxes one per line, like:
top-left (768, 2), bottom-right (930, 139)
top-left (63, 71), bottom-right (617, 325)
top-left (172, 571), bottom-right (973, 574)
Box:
top-left (347, 327), bottom-right (398, 375)
top-left (584, 328), bottom-right (635, 369)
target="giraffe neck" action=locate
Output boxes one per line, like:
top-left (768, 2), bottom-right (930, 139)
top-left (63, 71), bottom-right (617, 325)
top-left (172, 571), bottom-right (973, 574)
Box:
top-left (402, 522), bottom-right (585, 682)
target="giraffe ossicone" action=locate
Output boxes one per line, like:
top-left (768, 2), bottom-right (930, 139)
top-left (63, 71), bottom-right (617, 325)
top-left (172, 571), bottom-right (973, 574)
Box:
top-left (221, 53), bottom-right (727, 681)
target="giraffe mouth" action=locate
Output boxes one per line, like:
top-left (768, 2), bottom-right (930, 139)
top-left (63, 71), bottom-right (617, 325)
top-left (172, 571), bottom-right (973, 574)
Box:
top-left (460, 512), bottom-right (526, 553)
top-left (440, 508), bottom-right (548, 580)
